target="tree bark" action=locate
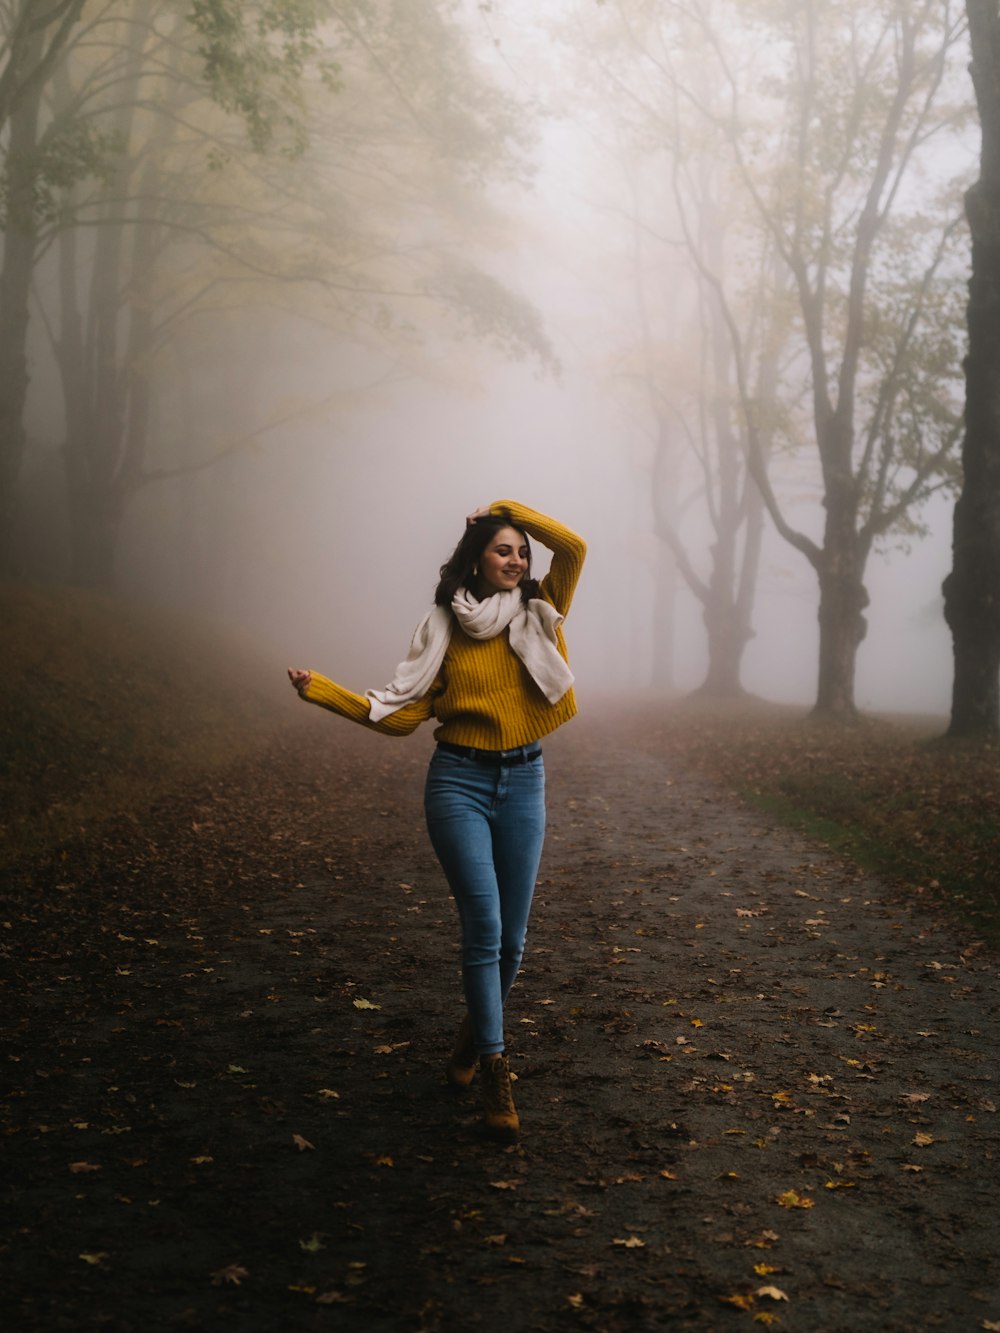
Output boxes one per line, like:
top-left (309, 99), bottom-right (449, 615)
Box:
top-left (814, 449), bottom-right (868, 720)
top-left (942, 0), bottom-right (1000, 740)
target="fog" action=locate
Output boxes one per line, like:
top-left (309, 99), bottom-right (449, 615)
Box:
top-left (8, 0), bottom-right (974, 719)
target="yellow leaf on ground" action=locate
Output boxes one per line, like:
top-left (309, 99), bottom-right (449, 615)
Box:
top-left (292, 1134), bottom-right (316, 1151)
top-left (757, 1285), bottom-right (789, 1301)
top-left (612, 1236), bottom-right (645, 1248)
top-left (913, 1132), bottom-right (935, 1148)
top-left (317, 1089), bottom-right (340, 1100)
top-left (720, 1292), bottom-right (755, 1310)
top-left (775, 1190), bottom-right (814, 1210)
top-left (659, 1169), bottom-right (678, 1180)
top-left (353, 998), bottom-right (381, 1010)
top-left (79, 1252), bottom-right (109, 1265)
top-left (489, 1179), bottom-right (519, 1190)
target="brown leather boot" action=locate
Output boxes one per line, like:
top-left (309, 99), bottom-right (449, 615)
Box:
top-left (480, 1053), bottom-right (519, 1142)
top-left (446, 1014), bottom-right (477, 1089)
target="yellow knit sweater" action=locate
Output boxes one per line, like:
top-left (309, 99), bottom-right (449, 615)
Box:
top-left (301, 500), bottom-right (586, 749)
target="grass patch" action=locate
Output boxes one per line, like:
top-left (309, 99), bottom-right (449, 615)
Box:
top-left (652, 698), bottom-right (1000, 944)
top-left (1, 580), bottom-right (295, 867)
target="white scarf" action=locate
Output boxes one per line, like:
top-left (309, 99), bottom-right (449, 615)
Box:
top-left (366, 587), bottom-right (574, 722)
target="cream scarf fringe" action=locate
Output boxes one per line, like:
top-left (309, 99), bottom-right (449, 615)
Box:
top-left (366, 587), bottom-right (574, 722)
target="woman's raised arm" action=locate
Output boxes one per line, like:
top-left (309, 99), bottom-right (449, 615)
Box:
top-left (489, 500), bottom-right (586, 617)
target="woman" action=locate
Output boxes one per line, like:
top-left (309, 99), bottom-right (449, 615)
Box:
top-left (288, 499), bottom-right (585, 1141)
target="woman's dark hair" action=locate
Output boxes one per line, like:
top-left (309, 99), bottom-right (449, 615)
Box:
top-left (434, 511), bottom-right (540, 607)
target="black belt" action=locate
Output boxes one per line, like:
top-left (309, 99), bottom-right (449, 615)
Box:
top-left (436, 741), bottom-right (542, 765)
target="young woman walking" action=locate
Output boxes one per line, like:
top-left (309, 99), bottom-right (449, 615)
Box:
top-left (288, 500), bottom-right (585, 1141)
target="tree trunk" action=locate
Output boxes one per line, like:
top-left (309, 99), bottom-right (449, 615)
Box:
top-left (698, 586), bottom-right (751, 696)
top-left (814, 470), bottom-right (868, 721)
top-left (942, 1), bottom-right (1000, 741)
top-left (0, 27), bottom-right (43, 574)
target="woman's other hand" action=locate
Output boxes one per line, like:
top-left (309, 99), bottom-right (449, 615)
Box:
top-left (287, 667), bottom-right (312, 694)
top-left (466, 504), bottom-right (491, 527)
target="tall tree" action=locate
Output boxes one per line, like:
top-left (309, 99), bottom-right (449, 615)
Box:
top-left (942, 0), bottom-right (1000, 740)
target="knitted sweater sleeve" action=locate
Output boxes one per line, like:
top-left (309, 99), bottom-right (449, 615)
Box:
top-left (491, 500), bottom-right (587, 617)
top-left (299, 671), bottom-right (437, 736)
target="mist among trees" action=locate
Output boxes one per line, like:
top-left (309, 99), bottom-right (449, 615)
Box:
top-left (3, 0), bottom-right (999, 736)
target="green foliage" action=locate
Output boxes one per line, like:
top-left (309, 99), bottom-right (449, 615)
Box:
top-left (0, 120), bottom-right (122, 229)
top-left (188, 0), bottom-right (340, 155)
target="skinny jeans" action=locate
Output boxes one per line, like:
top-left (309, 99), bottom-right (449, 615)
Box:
top-left (424, 744), bottom-right (546, 1058)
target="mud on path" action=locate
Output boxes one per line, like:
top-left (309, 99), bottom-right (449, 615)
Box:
top-left (3, 702), bottom-right (1000, 1331)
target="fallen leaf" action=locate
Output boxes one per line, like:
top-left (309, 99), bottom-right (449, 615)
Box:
top-left (317, 1089), bottom-right (340, 1100)
top-left (372, 1154), bottom-right (393, 1167)
top-left (775, 1190), bottom-right (814, 1210)
top-left (190, 1156), bottom-right (213, 1165)
top-left (353, 998), bottom-right (381, 1011)
top-left (566, 1293), bottom-right (585, 1309)
top-left (489, 1179), bottom-right (519, 1190)
top-left (211, 1263), bottom-right (249, 1286)
top-left (720, 1292), bottom-right (755, 1310)
top-left (299, 1233), bottom-right (325, 1253)
top-left (226, 1064), bottom-right (249, 1075)
top-left (78, 1252), bottom-right (109, 1265)
top-left (316, 1290), bottom-right (349, 1305)
top-left (757, 1285), bottom-right (789, 1301)
top-left (484, 1234), bottom-right (507, 1246)
top-left (659, 1169), bottom-right (678, 1180)
top-left (69, 1161), bottom-right (101, 1174)
top-left (612, 1236), bottom-right (645, 1248)
top-left (824, 1180), bottom-right (856, 1190)
top-left (292, 1134), bottom-right (316, 1152)
top-left (913, 1133), bottom-right (935, 1148)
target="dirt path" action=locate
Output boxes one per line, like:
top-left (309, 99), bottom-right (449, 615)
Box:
top-left (4, 704), bottom-right (1000, 1331)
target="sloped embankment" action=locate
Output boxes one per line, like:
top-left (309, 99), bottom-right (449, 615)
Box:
top-left (1, 581), bottom-right (293, 867)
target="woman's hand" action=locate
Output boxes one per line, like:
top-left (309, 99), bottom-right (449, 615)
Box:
top-left (466, 504), bottom-right (491, 527)
top-left (287, 667), bottom-right (312, 695)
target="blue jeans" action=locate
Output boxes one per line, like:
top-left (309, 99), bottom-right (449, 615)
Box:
top-left (424, 745), bottom-right (546, 1058)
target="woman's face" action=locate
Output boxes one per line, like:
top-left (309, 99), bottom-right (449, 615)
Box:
top-left (477, 526), bottom-right (529, 595)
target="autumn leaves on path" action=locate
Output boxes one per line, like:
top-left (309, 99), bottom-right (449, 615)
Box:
top-left (3, 709), bottom-right (1000, 1331)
